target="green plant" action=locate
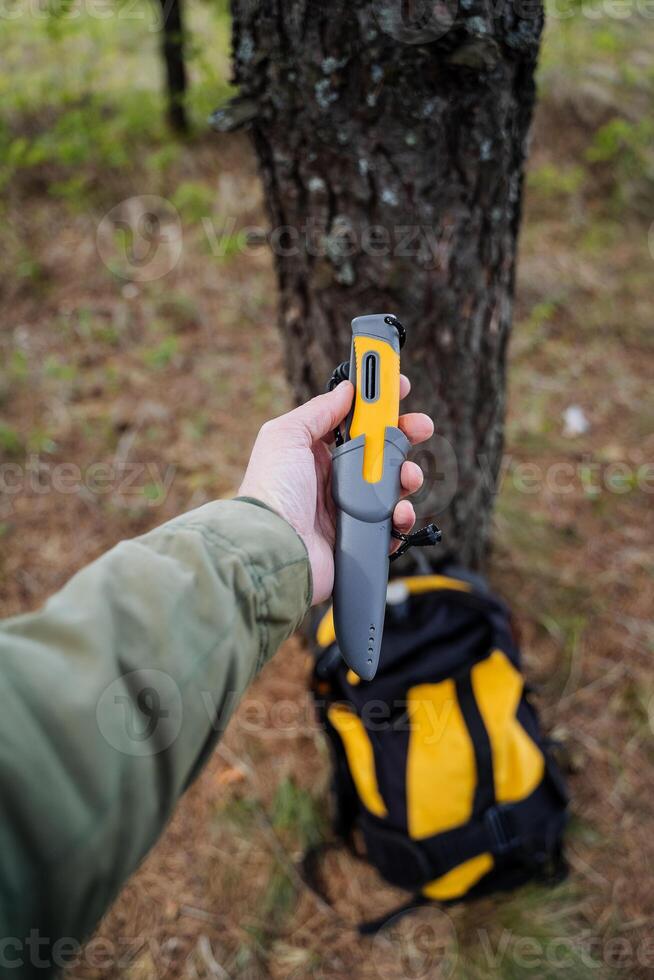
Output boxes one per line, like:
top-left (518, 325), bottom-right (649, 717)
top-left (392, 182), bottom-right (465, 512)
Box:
top-left (142, 482), bottom-right (165, 504)
top-left (0, 423), bottom-right (24, 458)
top-left (141, 336), bottom-right (179, 369)
top-left (271, 777), bottom-right (327, 849)
top-left (587, 117), bottom-right (654, 207)
top-left (146, 144), bottom-right (181, 175)
top-left (219, 796), bottom-right (259, 831)
top-left (258, 861), bottom-right (296, 928)
top-left (44, 355), bottom-right (76, 382)
top-left (527, 164), bottom-right (585, 200)
top-left (8, 350), bottom-right (28, 382)
top-left (171, 181), bottom-right (216, 224)
top-left (455, 884), bottom-right (610, 979)
top-left (27, 428), bottom-right (57, 454)
top-left (182, 413), bottom-right (210, 441)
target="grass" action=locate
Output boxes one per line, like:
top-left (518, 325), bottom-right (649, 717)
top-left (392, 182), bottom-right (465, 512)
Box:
top-left (454, 884), bottom-right (613, 979)
top-left (536, 6), bottom-right (654, 220)
top-left (271, 776), bottom-right (329, 850)
top-left (0, 0), bottom-right (233, 218)
top-left (0, 422), bottom-right (24, 458)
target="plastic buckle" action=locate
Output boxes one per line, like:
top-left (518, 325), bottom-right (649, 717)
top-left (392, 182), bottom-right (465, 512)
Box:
top-left (484, 805), bottom-right (520, 856)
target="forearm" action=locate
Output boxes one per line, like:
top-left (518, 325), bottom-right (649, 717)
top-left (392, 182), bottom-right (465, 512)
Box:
top-left (0, 498), bottom-right (311, 963)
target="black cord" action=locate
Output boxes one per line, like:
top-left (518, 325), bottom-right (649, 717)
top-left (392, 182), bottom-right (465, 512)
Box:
top-left (327, 360), bottom-right (350, 445)
top-left (384, 315), bottom-right (406, 349)
top-left (390, 522), bottom-right (442, 562)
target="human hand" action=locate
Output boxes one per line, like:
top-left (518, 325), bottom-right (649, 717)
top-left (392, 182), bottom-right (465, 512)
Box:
top-left (238, 378), bottom-right (434, 605)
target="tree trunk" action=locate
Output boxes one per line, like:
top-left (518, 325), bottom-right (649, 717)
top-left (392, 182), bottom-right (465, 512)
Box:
top-left (230, 0), bottom-right (544, 567)
top-left (158, 0), bottom-right (189, 134)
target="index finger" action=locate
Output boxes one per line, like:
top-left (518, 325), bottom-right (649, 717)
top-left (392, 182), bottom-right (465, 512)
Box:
top-left (399, 412), bottom-right (434, 446)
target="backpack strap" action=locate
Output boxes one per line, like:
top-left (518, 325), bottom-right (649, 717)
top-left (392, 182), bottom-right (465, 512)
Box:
top-left (299, 840), bottom-right (431, 936)
top-left (357, 895), bottom-right (428, 935)
top-left (300, 786), bottom-right (568, 938)
top-left (360, 779), bottom-right (567, 892)
top-left (301, 787), bottom-right (568, 937)
top-left (455, 671), bottom-right (495, 816)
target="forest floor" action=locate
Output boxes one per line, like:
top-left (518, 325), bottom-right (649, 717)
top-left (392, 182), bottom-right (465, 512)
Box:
top-left (0, 5), bottom-right (653, 979)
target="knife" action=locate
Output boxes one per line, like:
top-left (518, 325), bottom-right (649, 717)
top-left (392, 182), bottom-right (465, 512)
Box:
top-left (331, 313), bottom-right (410, 681)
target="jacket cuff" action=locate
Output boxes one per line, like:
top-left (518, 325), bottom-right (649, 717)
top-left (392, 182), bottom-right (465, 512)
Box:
top-left (233, 495), bottom-right (314, 613)
top-left (170, 497), bottom-right (312, 665)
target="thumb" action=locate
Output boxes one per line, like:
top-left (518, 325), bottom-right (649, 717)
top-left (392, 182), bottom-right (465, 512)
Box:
top-left (291, 380), bottom-right (354, 443)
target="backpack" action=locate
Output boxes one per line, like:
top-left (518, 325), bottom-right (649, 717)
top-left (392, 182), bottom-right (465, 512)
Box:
top-left (308, 567), bottom-right (569, 932)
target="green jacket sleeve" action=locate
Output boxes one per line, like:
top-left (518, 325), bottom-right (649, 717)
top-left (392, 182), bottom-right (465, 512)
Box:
top-left (0, 498), bottom-right (311, 970)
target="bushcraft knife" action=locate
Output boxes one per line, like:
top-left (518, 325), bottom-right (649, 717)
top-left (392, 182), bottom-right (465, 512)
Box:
top-left (330, 313), bottom-right (411, 681)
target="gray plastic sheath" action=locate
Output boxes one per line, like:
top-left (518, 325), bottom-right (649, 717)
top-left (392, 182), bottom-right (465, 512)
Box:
top-left (331, 314), bottom-right (409, 680)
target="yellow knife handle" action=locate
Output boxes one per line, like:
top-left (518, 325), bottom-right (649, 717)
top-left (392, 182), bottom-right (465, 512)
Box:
top-left (347, 319), bottom-right (401, 483)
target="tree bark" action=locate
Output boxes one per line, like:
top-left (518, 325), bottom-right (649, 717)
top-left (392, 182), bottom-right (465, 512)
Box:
top-left (158, 0), bottom-right (189, 134)
top-left (229, 0), bottom-right (544, 567)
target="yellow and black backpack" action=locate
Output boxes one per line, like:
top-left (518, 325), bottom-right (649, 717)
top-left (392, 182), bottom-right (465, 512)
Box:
top-left (309, 567), bottom-right (569, 932)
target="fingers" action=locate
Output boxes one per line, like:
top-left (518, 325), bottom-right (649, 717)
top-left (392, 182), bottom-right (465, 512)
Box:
top-left (399, 412), bottom-right (433, 446)
top-left (286, 377), bottom-right (432, 449)
top-left (392, 499), bottom-right (416, 537)
top-left (391, 498), bottom-right (416, 555)
top-left (290, 380), bottom-right (354, 443)
top-left (400, 460), bottom-right (423, 496)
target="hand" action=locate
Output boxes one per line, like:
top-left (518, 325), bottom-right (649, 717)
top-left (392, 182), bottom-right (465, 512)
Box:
top-left (238, 378), bottom-right (434, 605)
